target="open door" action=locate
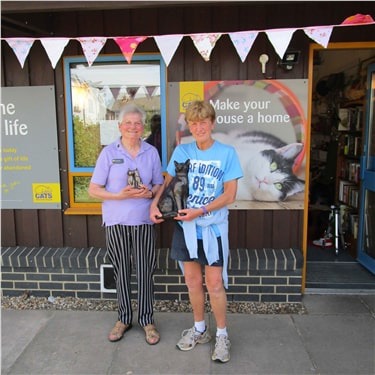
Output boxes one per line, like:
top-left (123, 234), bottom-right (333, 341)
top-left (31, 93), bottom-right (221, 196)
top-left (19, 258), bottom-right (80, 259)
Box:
top-left (357, 63), bottom-right (375, 274)
top-left (304, 42), bottom-right (375, 291)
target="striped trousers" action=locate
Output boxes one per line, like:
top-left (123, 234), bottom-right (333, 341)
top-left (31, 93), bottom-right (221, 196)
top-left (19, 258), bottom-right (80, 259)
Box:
top-left (105, 224), bottom-right (156, 327)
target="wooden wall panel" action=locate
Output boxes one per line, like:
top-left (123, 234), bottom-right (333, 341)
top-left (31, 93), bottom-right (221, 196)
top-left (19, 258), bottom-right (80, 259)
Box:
top-left (228, 210), bottom-right (246, 248)
top-left (87, 216), bottom-right (106, 247)
top-left (272, 210), bottom-right (294, 248)
top-left (38, 210), bottom-right (64, 247)
top-left (130, 8), bottom-right (158, 37)
top-left (63, 215), bottom-right (88, 247)
top-left (77, 10), bottom-right (104, 36)
top-left (1, 2), bottom-right (373, 250)
top-left (28, 42), bottom-right (55, 85)
top-left (159, 6), bottom-right (185, 82)
top-left (52, 11), bottom-right (79, 40)
top-left (2, 42), bottom-right (29, 86)
top-left (1, 210), bottom-right (16, 246)
top-left (15, 210), bottom-right (40, 246)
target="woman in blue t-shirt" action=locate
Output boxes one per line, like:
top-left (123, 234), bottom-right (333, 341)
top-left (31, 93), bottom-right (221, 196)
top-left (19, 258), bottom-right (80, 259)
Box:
top-left (151, 100), bottom-right (243, 363)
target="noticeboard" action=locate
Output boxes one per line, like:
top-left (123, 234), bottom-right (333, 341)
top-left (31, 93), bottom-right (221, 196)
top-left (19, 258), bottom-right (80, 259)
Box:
top-left (1, 86), bottom-right (61, 209)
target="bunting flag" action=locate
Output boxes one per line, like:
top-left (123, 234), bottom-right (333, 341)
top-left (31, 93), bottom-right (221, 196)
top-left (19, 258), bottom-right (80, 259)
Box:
top-left (40, 38), bottom-right (69, 69)
top-left (109, 87), bottom-right (121, 100)
top-left (265, 28), bottom-right (297, 59)
top-left (114, 36), bottom-right (147, 63)
top-left (154, 34), bottom-right (183, 66)
top-left (126, 86), bottom-right (140, 99)
top-left (100, 86), bottom-right (115, 108)
top-left (303, 26), bottom-right (334, 48)
top-left (190, 33), bottom-right (222, 61)
top-left (341, 13), bottom-right (374, 25)
top-left (229, 31), bottom-right (258, 63)
top-left (5, 38), bottom-right (34, 68)
top-left (78, 37), bottom-right (107, 66)
top-left (145, 85), bottom-right (158, 98)
top-left (2, 14), bottom-right (375, 69)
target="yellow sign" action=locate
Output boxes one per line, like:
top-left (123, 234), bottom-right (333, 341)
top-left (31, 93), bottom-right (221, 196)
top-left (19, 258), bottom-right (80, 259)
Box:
top-left (179, 82), bottom-right (204, 112)
top-left (32, 183), bottom-right (61, 203)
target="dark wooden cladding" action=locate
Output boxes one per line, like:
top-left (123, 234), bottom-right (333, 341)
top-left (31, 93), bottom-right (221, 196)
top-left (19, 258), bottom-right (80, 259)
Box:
top-left (1, 2), bottom-right (374, 249)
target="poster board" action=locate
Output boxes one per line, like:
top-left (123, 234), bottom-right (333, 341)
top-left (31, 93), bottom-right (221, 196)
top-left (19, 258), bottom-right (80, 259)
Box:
top-left (1, 86), bottom-right (61, 209)
top-left (167, 80), bottom-right (308, 209)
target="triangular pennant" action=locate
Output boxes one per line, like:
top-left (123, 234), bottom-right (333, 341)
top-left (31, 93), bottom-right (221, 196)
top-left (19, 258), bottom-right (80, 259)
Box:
top-left (229, 31), bottom-right (258, 63)
top-left (78, 37), bottom-right (107, 66)
top-left (265, 28), bottom-right (296, 59)
top-left (117, 86), bottom-right (128, 101)
top-left (5, 38), bottom-right (34, 68)
top-left (190, 33), bottom-right (222, 61)
top-left (40, 38), bottom-right (69, 69)
top-left (109, 87), bottom-right (121, 100)
top-left (145, 85), bottom-right (158, 98)
top-left (303, 26), bottom-right (333, 48)
top-left (154, 34), bottom-right (183, 66)
top-left (126, 86), bottom-right (140, 99)
top-left (114, 36), bottom-right (147, 64)
top-left (100, 86), bottom-right (115, 108)
top-left (341, 13), bottom-right (374, 25)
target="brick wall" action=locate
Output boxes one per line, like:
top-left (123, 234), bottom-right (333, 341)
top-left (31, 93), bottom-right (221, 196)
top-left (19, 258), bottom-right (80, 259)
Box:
top-left (1, 247), bottom-right (303, 303)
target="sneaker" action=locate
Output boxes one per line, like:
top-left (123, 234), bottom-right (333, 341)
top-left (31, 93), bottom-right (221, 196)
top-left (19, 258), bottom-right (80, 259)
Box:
top-left (176, 327), bottom-right (211, 351)
top-left (212, 335), bottom-right (231, 363)
top-left (313, 237), bottom-right (333, 247)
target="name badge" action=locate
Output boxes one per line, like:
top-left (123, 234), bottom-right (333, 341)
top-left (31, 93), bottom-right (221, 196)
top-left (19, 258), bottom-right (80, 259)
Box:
top-left (112, 158), bottom-right (124, 164)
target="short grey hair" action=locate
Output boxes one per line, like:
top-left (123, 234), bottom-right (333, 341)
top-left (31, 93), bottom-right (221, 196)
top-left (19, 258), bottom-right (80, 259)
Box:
top-left (118, 104), bottom-right (146, 124)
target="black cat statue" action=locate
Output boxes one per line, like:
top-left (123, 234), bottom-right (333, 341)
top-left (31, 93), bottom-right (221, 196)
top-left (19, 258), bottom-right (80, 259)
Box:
top-left (157, 159), bottom-right (190, 219)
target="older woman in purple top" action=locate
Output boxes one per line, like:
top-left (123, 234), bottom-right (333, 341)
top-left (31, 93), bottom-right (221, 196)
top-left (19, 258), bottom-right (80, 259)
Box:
top-left (89, 104), bottom-right (164, 345)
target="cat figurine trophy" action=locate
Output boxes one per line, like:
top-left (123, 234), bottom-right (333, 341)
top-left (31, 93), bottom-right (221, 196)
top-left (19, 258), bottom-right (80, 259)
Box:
top-left (127, 168), bottom-right (143, 189)
top-left (157, 159), bottom-right (190, 219)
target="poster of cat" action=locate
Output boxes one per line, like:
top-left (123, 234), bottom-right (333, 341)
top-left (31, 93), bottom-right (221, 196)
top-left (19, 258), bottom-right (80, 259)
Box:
top-left (167, 80), bottom-right (308, 206)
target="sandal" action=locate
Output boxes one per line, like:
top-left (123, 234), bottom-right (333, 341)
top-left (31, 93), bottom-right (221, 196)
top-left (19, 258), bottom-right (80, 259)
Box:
top-left (143, 324), bottom-right (160, 345)
top-left (108, 321), bottom-right (132, 342)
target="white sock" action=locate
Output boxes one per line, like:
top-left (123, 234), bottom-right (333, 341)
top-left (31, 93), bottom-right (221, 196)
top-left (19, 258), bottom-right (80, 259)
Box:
top-left (194, 320), bottom-right (206, 333)
top-left (216, 327), bottom-right (228, 337)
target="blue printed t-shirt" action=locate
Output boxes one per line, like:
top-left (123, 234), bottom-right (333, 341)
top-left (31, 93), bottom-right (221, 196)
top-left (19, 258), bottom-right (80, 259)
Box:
top-left (167, 140), bottom-right (243, 238)
top-left (91, 138), bottom-right (164, 226)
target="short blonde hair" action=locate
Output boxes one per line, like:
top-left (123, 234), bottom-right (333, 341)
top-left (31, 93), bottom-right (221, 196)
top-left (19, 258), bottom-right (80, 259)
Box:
top-left (185, 100), bottom-right (216, 122)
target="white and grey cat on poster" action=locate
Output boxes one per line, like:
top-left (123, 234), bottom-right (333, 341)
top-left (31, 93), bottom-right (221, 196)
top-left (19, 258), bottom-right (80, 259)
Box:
top-left (182, 130), bottom-right (305, 202)
top-left (170, 80), bottom-right (308, 202)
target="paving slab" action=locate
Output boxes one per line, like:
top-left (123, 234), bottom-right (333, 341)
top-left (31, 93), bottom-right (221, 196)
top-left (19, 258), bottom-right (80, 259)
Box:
top-left (3, 311), bottom-right (121, 375)
top-left (360, 295), bottom-right (375, 314)
top-left (293, 314), bottom-right (375, 375)
top-left (2, 295), bottom-right (375, 375)
top-left (302, 294), bottom-right (373, 315)
top-left (1, 310), bottom-right (54, 374)
top-left (214, 314), bottom-right (315, 375)
top-left (109, 312), bottom-right (213, 375)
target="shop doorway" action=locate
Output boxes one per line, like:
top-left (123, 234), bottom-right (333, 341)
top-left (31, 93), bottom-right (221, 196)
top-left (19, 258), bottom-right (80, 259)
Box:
top-left (306, 42), bottom-right (375, 292)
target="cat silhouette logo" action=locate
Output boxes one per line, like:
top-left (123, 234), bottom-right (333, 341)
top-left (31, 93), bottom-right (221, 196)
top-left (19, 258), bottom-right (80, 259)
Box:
top-left (181, 93), bottom-right (201, 110)
top-left (33, 185), bottom-right (53, 201)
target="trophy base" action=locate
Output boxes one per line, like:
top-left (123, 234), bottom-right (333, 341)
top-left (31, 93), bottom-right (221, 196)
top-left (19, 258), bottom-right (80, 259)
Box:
top-left (156, 211), bottom-right (186, 220)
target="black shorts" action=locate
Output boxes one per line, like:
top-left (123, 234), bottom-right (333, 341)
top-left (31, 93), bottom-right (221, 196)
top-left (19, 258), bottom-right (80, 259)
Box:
top-left (170, 223), bottom-right (223, 266)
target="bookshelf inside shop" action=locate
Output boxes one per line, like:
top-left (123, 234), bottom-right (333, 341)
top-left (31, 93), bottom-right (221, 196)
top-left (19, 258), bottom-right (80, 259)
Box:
top-left (309, 47), bottom-right (375, 258)
top-left (310, 94), bottom-right (365, 256)
top-left (336, 100), bottom-right (364, 255)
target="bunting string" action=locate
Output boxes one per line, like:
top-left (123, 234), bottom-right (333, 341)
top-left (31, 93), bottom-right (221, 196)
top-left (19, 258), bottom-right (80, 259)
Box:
top-left (2, 14), bottom-right (374, 69)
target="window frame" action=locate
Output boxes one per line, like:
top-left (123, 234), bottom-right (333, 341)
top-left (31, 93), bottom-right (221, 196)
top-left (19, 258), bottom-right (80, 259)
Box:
top-left (63, 53), bottom-right (167, 214)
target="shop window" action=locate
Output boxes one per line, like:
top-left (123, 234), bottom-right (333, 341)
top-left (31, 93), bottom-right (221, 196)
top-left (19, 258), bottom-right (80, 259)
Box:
top-left (63, 54), bottom-right (166, 214)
